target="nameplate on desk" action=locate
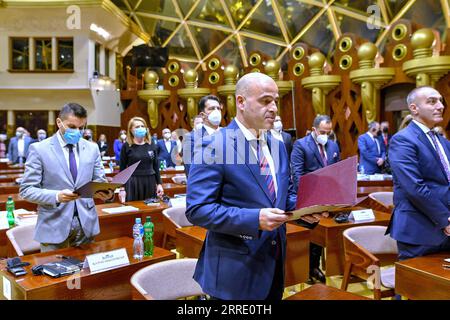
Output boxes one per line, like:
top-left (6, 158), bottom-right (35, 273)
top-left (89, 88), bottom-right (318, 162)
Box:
top-left (369, 174), bottom-right (385, 181)
top-left (83, 248), bottom-right (130, 274)
top-left (104, 168), bottom-right (113, 174)
top-left (175, 165), bottom-right (185, 171)
top-left (102, 206), bottom-right (139, 214)
top-left (0, 212), bottom-right (9, 230)
top-left (349, 209), bottom-right (375, 222)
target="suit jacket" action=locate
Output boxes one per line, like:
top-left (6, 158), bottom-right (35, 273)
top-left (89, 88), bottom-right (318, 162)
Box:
top-left (268, 130), bottom-right (293, 159)
top-left (8, 136), bottom-right (32, 163)
top-left (387, 122), bottom-right (450, 246)
top-left (182, 126), bottom-right (208, 176)
top-left (20, 134), bottom-right (107, 244)
top-left (357, 132), bottom-right (386, 174)
top-left (156, 139), bottom-right (177, 168)
top-left (186, 120), bottom-right (296, 300)
top-left (290, 134), bottom-right (341, 190)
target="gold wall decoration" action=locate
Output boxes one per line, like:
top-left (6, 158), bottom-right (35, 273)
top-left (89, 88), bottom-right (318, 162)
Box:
top-left (218, 64), bottom-right (239, 119)
top-left (264, 60), bottom-right (292, 117)
top-left (178, 69), bottom-right (210, 121)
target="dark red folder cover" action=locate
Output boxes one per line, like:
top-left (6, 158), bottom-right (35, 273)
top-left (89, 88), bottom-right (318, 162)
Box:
top-left (296, 155), bottom-right (358, 210)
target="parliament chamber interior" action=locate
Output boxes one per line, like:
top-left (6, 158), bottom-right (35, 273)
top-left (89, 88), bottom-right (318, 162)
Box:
top-left (0, 0), bottom-right (449, 304)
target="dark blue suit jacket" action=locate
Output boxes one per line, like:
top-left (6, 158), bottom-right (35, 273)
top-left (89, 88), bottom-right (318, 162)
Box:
top-left (182, 126), bottom-right (208, 176)
top-left (290, 134), bottom-right (341, 190)
top-left (357, 132), bottom-right (386, 174)
top-left (387, 121), bottom-right (450, 246)
top-left (156, 139), bottom-right (177, 168)
top-left (186, 120), bottom-right (296, 300)
top-left (8, 136), bottom-right (33, 163)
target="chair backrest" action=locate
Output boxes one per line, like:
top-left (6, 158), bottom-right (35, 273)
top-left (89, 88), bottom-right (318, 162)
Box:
top-left (162, 206), bottom-right (191, 228)
top-left (6, 224), bottom-right (40, 256)
top-left (368, 192), bottom-right (393, 207)
top-left (130, 258), bottom-right (203, 299)
top-left (343, 226), bottom-right (397, 255)
top-left (171, 175), bottom-right (187, 184)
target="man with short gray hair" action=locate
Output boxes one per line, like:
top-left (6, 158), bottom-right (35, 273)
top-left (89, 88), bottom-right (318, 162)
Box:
top-left (357, 121), bottom-right (386, 174)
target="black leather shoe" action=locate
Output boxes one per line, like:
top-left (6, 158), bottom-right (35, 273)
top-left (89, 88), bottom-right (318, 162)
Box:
top-left (310, 267), bottom-right (326, 283)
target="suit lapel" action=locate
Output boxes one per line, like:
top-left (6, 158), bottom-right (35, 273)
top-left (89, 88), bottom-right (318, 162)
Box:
top-left (308, 135), bottom-right (324, 167)
top-left (50, 134), bottom-right (74, 184)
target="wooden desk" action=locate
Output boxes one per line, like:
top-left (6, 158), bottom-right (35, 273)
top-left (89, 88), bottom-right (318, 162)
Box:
top-left (175, 224), bottom-right (311, 287)
top-left (0, 183), bottom-right (19, 195)
top-left (0, 194), bottom-right (37, 211)
top-left (0, 174), bottom-right (22, 183)
top-left (357, 186), bottom-right (393, 197)
top-left (161, 168), bottom-right (185, 175)
top-left (0, 169), bottom-right (24, 175)
top-left (286, 283), bottom-right (370, 300)
top-left (310, 210), bottom-right (391, 276)
top-left (162, 183), bottom-right (186, 197)
top-left (395, 253), bottom-right (450, 300)
top-left (0, 237), bottom-right (175, 300)
top-left (357, 180), bottom-right (393, 187)
top-left (160, 174), bottom-right (184, 184)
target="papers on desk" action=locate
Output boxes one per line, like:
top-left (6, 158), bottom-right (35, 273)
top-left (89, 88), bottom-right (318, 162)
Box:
top-left (169, 196), bottom-right (186, 208)
top-left (0, 211), bottom-right (9, 230)
top-left (102, 206), bottom-right (139, 214)
top-left (289, 156), bottom-right (358, 221)
top-left (104, 168), bottom-right (113, 174)
top-left (102, 156), bottom-right (111, 160)
top-left (0, 209), bottom-right (38, 227)
top-left (0, 158), bottom-right (9, 163)
top-left (175, 165), bottom-right (185, 171)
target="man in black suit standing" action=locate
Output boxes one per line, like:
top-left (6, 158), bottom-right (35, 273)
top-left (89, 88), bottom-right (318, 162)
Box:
top-left (290, 114), bottom-right (341, 283)
top-left (269, 115), bottom-right (293, 158)
top-left (380, 121), bottom-right (392, 149)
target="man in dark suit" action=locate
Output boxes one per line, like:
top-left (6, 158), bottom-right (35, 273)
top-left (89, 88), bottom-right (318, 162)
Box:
top-left (380, 121), bottom-right (392, 148)
top-left (186, 73), bottom-right (323, 300)
top-left (8, 126), bottom-right (33, 164)
top-left (269, 115), bottom-right (293, 158)
top-left (157, 128), bottom-right (177, 168)
top-left (290, 114), bottom-right (341, 283)
top-left (182, 95), bottom-right (222, 176)
top-left (357, 121), bottom-right (386, 174)
top-left (387, 86), bottom-right (450, 260)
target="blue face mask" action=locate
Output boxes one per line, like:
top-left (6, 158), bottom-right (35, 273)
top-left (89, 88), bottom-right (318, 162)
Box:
top-left (61, 122), bottom-right (82, 145)
top-left (134, 127), bottom-right (147, 138)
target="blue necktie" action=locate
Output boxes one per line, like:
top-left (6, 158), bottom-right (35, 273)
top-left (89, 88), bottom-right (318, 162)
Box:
top-left (67, 144), bottom-right (77, 181)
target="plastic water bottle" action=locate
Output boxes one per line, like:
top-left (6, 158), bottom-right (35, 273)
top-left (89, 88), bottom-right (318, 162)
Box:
top-left (143, 216), bottom-right (154, 257)
top-left (109, 161), bottom-right (114, 173)
top-left (132, 218), bottom-right (144, 260)
top-left (6, 196), bottom-right (15, 227)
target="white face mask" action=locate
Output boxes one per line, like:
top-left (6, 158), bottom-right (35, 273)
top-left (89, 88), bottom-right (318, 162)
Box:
top-left (316, 134), bottom-right (328, 146)
top-left (163, 132), bottom-right (171, 139)
top-left (273, 121), bottom-right (283, 131)
top-left (208, 109), bottom-right (222, 126)
top-left (120, 134), bottom-right (127, 140)
top-left (194, 123), bottom-right (203, 131)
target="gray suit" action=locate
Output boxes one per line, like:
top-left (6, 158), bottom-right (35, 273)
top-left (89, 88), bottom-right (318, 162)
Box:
top-left (20, 134), bottom-right (107, 244)
top-left (8, 136), bottom-right (33, 163)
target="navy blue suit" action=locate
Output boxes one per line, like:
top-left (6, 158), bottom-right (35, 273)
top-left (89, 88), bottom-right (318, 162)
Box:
top-left (387, 121), bottom-right (450, 260)
top-left (186, 120), bottom-right (296, 300)
top-left (290, 134), bottom-right (340, 271)
top-left (268, 130), bottom-right (293, 159)
top-left (357, 132), bottom-right (386, 174)
top-left (156, 139), bottom-right (177, 168)
top-left (8, 136), bottom-right (33, 163)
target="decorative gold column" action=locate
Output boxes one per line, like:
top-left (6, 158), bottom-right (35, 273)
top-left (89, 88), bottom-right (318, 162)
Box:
top-left (301, 52), bottom-right (341, 115)
top-left (264, 60), bottom-right (293, 117)
top-left (177, 69), bottom-right (210, 122)
top-left (403, 28), bottom-right (450, 87)
top-left (137, 69), bottom-right (170, 129)
top-left (48, 110), bottom-right (55, 135)
top-left (7, 110), bottom-right (15, 137)
top-left (350, 42), bottom-right (395, 123)
top-left (217, 65), bottom-right (239, 119)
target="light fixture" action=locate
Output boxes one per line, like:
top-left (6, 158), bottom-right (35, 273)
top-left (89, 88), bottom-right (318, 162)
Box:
top-left (90, 23), bottom-right (110, 40)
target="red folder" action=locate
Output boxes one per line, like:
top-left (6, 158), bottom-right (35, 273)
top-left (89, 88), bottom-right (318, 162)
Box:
top-left (288, 156), bottom-right (357, 220)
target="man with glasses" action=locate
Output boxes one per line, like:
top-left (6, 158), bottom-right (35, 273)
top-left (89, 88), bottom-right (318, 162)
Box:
top-left (20, 103), bottom-right (114, 252)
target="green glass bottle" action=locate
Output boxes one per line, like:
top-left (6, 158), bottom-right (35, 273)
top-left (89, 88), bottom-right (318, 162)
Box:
top-left (143, 216), bottom-right (154, 257)
top-left (6, 196), bottom-right (15, 227)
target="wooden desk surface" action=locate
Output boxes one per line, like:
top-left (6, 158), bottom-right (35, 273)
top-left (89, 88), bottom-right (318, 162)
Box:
top-left (0, 183), bottom-right (19, 195)
top-left (175, 223), bottom-right (311, 287)
top-left (286, 284), bottom-right (370, 300)
top-left (0, 174), bottom-right (22, 183)
top-left (162, 183), bottom-right (186, 197)
top-left (357, 180), bottom-right (393, 187)
top-left (357, 186), bottom-right (393, 197)
top-left (0, 237), bottom-right (176, 300)
top-left (0, 169), bottom-right (24, 175)
top-left (310, 210), bottom-right (391, 276)
top-left (0, 193), bottom-right (36, 211)
top-left (395, 252), bottom-right (450, 300)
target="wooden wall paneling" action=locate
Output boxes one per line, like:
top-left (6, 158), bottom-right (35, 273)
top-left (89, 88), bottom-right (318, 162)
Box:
top-left (435, 72), bottom-right (450, 136)
top-left (91, 125), bottom-right (121, 156)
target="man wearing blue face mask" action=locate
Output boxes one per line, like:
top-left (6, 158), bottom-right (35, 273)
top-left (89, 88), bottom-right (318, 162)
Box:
top-left (7, 126), bottom-right (33, 164)
top-left (290, 114), bottom-right (341, 284)
top-left (20, 103), bottom-right (114, 252)
top-left (182, 95), bottom-right (222, 176)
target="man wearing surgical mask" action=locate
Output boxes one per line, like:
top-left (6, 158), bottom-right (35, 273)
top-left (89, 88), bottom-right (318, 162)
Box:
top-left (183, 95), bottom-right (222, 176)
top-left (269, 115), bottom-right (293, 158)
top-left (8, 126), bottom-right (33, 164)
top-left (290, 114), bottom-right (341, 284)
top-left (20, 103), bottom-right (114, 252)
top-left (36, 129), bottom-right (47, 142)
top-left (157, 128), bottom-right (177, 168)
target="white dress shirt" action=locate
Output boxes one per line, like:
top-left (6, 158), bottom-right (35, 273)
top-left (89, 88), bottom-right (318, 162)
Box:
top-left (413, 120), bottom-right (450, 169)
top-left (235, 118), bottom-right (278, 196)
top-left (164, 139), bottom-right (172, 153)
top-left (270, 129), bottom-right (283, 142)
top-left (17, 138), bottom-right (25, 157)
top-left (203, 124), bottom-right (221, 136)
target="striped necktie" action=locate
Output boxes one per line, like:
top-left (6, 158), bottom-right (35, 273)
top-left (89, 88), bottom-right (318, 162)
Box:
top-left (257, 140), bottom-right (276, 204)
top-left (428, 131), bottom-right (450, 182)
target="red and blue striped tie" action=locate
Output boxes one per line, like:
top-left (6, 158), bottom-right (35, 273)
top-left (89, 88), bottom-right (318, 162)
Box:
top-left (257, 140), bottom-right (276, 204)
